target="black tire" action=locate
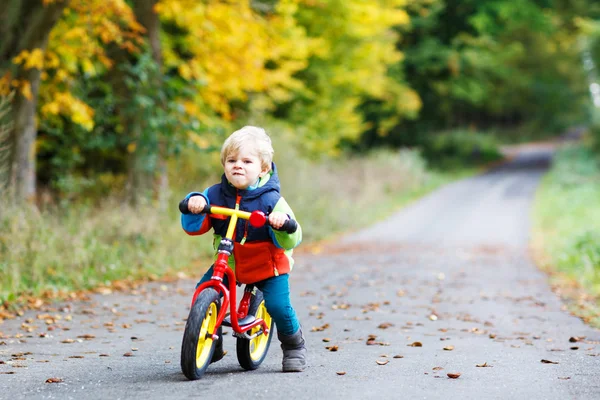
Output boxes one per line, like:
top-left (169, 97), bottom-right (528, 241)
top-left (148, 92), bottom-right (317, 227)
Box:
top-left (236, 290), bottom-right (274, 370)
top-left (180, 288), bottom-right (220, 380)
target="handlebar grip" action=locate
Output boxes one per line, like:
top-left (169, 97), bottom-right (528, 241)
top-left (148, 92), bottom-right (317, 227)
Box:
top-left (179, 198), bottom-right (190, 214)
top-left (273, 218), bottom-right (298, 234)
top-left (179, 196), bottom-right (210, 215)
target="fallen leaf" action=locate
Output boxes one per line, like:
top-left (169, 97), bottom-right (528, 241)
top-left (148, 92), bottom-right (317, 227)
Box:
top-left (570, 347), bottom-right (579, 350)
top-left (336, 371), bottom-right (346, 375)
top-left (60, 339), bottom-right (75, 344)
top-left (376, 360), bottom-right (389, 365)
top-left (443, 345), bottom-right (454, 351)
top-left (378, 322), bottom-right (394, 329)
top-left (68, 355), bottom-right (84, 359)
top-left (541, 359), bottom-right (559, 364)
top-left (45, 377), bottom-right (63, 383)
top-left (433, 366), bottom-right (444, 371)
top-left (123, 352), bottom-right (134, 357)
top-left (447, 373), bottom-right (461, 379)
top-left (322, 338), bottom-right (331, 342)
top-left (77, 334), bottom-right (95, 340)
top-left (558, 377), bottom-right (571, 380)
top-left (311, 323), bottom-right (330, 332)
top-left (429, 314), bottom-right (438, 321)
top-left (99, 354), bottom-right (110, 357)
top-left (393, 355), bottom-right (404, 359)
top-left (476, 362), bottom-right (492, 367)
top-left (1, 371), bottom-right (16, 374)
top-left (408, 341), bottom-right (423, 347)
top-left (569, 336), bottom-right (584, 343)
top-left (325, 345), bottom-right (338, 352)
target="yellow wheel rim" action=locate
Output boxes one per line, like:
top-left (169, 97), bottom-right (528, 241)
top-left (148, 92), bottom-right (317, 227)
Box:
top-left (249, 301), bottom-right (271, 361)
top-left (196, 301), bottom-right (217, 368)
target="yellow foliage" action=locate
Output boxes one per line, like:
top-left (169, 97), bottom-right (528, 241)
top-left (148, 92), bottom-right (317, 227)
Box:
top-left (0, 73), bottom-right (11, 96)
top-left (188, 132), bottom-right (211, 150)
top-left (157, 0), bottom-right (312, 120)
top-left (20, 82), bottom-right (33, 100)
top-left (36, 0), bottom-right (144, 132)
top-left (41, 92), bottom-right (95, 131)
top-left (285, 0), bottom-right (416, 150)
top-left (13, 49), bottom-right (46, 70)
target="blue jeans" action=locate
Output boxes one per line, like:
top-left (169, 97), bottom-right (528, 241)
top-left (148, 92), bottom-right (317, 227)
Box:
top-left (197, 266), bottom-right (300, 336)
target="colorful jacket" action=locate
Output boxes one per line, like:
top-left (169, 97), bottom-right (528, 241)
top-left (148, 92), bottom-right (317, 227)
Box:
top-left (181, 163), bottom-right (302, 284)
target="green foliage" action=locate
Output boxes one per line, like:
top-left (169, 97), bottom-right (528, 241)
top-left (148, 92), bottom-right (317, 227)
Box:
top-left (369, 0), bottom-right (593, 149)
top-left (420, 129), bottom-right (503, 168)
top-left (274, 0), bottom-right (417, 156)
top-left (560, 231), bottom-right (600, 291)
top-left (534, 144), bottom-right (600, 295)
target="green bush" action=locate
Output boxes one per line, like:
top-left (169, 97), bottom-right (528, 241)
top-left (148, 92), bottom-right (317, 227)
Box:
top-left (533, 144), bottom-right (600, 296)
top-left (559, 231), bottom-right (600, 292)
top-left (420, 129), bottom-right (503, 168)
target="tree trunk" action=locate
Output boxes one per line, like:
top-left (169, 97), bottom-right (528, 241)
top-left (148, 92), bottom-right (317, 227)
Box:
top-left (0, 93), bottom-right (13, 197)
top-left (1, 0), bottom-right (69, 202)
top-left (132, 0), bottom-right (170, 210)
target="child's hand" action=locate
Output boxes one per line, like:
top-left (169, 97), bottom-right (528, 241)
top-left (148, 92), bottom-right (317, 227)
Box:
top-left (268, 211), bottom-right (289, 229)
top-left (188, 195), bottom-right (207, 214)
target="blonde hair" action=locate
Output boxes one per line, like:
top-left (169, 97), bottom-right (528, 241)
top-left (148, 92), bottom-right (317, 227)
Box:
top-left (220, 126), bottom-right (274, 171)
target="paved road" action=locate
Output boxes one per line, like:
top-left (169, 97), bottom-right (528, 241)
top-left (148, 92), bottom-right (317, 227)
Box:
top-left (1, 146), bottom-right (599, 399)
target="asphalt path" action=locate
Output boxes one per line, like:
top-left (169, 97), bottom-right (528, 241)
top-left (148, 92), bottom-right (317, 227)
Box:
top-left (1, 146), bottom-right (599, 399)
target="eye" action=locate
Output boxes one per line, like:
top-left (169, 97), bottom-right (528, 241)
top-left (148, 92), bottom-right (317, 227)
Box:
top-left (244, 159), bottom-right (253, 164)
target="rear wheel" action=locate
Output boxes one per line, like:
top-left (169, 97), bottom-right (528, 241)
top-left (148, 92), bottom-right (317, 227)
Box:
top-left (181, 289), bottom-right (220, 380)
top-left (236, 290), bottom-right (273, 370)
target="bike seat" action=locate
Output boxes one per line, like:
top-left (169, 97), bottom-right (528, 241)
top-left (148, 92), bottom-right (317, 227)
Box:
top-left (222, 314), bottom-right (256, 328)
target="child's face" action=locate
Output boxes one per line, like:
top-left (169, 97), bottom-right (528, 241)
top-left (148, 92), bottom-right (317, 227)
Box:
top-left (224, 146), bottom-right (268, 190)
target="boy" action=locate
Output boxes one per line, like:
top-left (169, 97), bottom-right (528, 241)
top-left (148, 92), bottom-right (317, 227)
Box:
top-left (180, 126), bottom-right (307, 372)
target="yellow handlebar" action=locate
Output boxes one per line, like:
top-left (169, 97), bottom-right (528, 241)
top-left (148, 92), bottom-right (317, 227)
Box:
top-left (208, 206), bottom-right (252, 239)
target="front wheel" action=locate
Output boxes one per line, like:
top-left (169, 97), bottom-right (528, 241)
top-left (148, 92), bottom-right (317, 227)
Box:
top-left (236, 290), bottom-right (274, 370)
top-left (181, 288), bottom-right (220, 380)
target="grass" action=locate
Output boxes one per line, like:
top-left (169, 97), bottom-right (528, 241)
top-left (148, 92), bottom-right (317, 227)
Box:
top-left (0, 147), bottom-right (474, 308)
top-left (532, 143), bottom-right (600, 327)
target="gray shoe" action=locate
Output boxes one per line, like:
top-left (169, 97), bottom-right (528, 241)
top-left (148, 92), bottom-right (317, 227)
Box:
top-left (278, 329), bottom-right (307, 372)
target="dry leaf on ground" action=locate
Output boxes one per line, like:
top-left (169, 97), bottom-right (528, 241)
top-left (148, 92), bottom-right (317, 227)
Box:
top-left (541, 359), bottom-right (559, 364)
top-left (476, 362), bottom-right (492, 367)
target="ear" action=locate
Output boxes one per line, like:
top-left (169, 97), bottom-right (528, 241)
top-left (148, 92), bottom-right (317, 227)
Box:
top-left (259, 164), bottom-right (270, 177)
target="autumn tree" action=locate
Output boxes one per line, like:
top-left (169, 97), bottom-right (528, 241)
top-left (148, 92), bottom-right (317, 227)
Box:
top-left (0, 0), bottom-right (70, 201)
top-left (276, 0), bottom-right (419, 155)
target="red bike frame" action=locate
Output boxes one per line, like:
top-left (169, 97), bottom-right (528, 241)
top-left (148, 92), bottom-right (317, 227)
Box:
top-left (190, 206), bottom-right (270, 340)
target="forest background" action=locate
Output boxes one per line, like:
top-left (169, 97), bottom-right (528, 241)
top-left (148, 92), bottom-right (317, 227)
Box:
top-left (1, 0), bottom-right (600, 325)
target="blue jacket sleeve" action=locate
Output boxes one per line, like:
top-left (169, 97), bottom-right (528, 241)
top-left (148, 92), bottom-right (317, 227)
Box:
top-left (181, 189), bottom-right (210, 233)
